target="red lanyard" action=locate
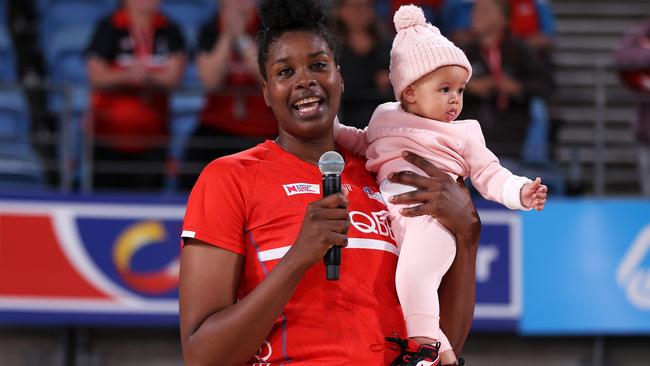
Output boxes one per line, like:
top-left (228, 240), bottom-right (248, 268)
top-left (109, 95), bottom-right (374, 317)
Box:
top-left (130, 25), bottom-right (154, 61)
top-left (483, 43), bottom-right (509, 110)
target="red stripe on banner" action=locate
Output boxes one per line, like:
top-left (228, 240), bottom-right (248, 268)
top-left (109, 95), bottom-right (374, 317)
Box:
top-left (0, 215), bottom-right (108, 298)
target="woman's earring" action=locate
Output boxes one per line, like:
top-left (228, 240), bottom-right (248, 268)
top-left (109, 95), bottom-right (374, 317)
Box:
top-left (341, 84), bottom-right (345, 93)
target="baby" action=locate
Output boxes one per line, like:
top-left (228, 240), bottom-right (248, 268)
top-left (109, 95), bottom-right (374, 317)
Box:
top-left (335, 5), bottom-right (547, 365)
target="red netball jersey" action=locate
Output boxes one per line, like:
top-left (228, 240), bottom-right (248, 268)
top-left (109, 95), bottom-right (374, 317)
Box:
top-left (182, 140), bottom-right (405, 365)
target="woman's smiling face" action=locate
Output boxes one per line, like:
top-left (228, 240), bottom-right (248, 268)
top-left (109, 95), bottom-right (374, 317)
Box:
top-left (262, 31), bottom-right (343, 144)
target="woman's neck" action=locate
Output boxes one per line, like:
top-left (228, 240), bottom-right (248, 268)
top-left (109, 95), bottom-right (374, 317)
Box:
top-left (275, 134), bottom-right (338, 166)
top-left (127, 8), bottom-right (154, 29)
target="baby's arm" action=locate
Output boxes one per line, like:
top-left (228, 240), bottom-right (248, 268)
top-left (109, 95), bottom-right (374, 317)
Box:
top-left (520, 177), bottom-right (548, 211)
top-left (333, 117), bottom-right (369, 157)
top-left (464, 122), bottom-right (545, 210)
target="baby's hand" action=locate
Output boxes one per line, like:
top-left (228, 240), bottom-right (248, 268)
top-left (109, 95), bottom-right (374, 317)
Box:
top-left (520, 177), bottom-right (548, 211)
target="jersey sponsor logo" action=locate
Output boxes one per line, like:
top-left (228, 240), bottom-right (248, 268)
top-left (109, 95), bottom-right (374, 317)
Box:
top-left (282, 183), bottom-right (320, 196)
top-left (349, 210), bottom-right (394, 240)
top-left (617, 224), bottom-right (650, 309)
top-left (363, 186), bottom-right (386, 205)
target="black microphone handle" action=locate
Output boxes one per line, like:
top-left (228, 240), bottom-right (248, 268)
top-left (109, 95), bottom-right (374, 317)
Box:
top-left (322, 174), bottom-right (342, 281)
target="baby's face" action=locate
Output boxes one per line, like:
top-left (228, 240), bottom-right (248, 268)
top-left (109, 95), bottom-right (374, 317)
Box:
top-left (407, 65), bottom-right (469, 122)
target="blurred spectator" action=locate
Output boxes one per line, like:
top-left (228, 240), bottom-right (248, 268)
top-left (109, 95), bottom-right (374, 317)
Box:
top-left (442, 0), bottom-right (555, 51)
top-left (375, 0), bottom-right (443, 31)
top-left (614, 17), bottom-right (650, 196)
top-left (331, 0), bottom-right (392, 127)
top-left (441, 0), bottom-right (555, 163)
top-left (7, 1), bottom-right (57, 184)
top-left (459, 0), bottom-right (551, 161)
top-left (508, 0), bottom-right (555, 65)
top-left (180, 0), bottom-right (276, 190)
top-left (506, 0), bottom-right (557, 164)
top-left (85, 0), bottom-right (187, 191)
top-left (442, 0), bottom-right (557, 164)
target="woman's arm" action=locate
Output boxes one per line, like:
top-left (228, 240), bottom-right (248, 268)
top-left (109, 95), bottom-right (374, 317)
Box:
top-left (333, 117), bottom-right (368, 156)
top-left (87, 57), bottom-right (141, 89)
top-left (386, 151), bottom-right (481, 355)
top-left (197, 31), bottom-right (234, 90)
top-left (179, 193), bottom-right (350, 366)
top-left (87, 54), bottom-right (186, 91)
top-left (147, 53), bottom-right (187, 90)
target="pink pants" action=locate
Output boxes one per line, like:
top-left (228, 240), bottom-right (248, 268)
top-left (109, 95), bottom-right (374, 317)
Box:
top-left (380, 180), bottom-right (456, 353)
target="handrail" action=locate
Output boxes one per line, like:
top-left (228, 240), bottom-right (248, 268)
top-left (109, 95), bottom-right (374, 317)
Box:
top-left (3, 71), bottom-right (645, 195)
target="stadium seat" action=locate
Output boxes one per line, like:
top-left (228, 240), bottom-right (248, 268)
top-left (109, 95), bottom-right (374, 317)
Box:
top-left (0, 26), bottom-right (16, 83)
top-left (0, 90), bottom-right (46, 189)
top-left (161, 0), bottom-right (215, 28)
top-left (44, 25), bottom-right (95, 85)
top-left (161, 0), bottom-right (215, 72)
top-left (0, 0), bottom-right (6, 26)
top-left (166, 91), bottom-right (203, 190)
top-left (0, 90), bottom-right (30, 142)
top-left (40, 19), bottom-right (95, 189)
top-left (169, 91), bottom-right (202, 161)
top-left (37, 0), bottom-right (113, 34)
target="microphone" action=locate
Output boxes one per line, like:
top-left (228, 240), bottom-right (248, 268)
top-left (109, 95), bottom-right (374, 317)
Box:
top-left (318, 151), bottom-right (345, 281)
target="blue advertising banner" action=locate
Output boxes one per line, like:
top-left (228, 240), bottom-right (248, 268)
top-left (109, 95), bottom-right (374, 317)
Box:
top-left (473, 208), bottom-right (521, 331)
top-left (0, 193), bottom-right (521, 329)
top-left (521, 200), bottom-right (650, 334)
top-left (0, 193), bottom-right (184, 326)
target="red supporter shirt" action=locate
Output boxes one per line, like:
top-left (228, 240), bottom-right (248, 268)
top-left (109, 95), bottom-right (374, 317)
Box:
top-left (509, 0), bottom-right (541, 38)
top-left (85, 9), bottom-right (186, 152)
top-left (197, 16), bottom-right (278, 136)
top-left (182, 141), bottom-right (405, 365)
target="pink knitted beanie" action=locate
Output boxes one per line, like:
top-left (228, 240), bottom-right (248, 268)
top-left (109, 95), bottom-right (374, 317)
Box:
top-left (389, 5), bottom-right (473, 100)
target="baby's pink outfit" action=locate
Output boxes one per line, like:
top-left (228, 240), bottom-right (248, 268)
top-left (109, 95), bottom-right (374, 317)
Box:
top-left (335, 102), bottom-right (530, 353)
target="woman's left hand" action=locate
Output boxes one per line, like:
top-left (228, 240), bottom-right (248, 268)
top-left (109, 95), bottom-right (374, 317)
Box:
top-left (387, 151), bottom-right (481, 244)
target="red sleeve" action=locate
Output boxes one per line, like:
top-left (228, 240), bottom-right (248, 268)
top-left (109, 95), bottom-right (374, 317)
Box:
top-left (181, 158), bottom-right (248, 255)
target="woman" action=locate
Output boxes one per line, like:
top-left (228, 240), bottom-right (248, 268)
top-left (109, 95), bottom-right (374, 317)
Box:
top-left (330, 0), bottom-right (393, 127)
top-left (85, 0), bottom-right (186, 190)
top-left (459, 0), bottom-right (551, 160)
top-left (180, 0), bottom-right (278, 190)
top-left (614, 17), bottom-right (650, 196)
top-left (178, 0), bottom-right (480, 365)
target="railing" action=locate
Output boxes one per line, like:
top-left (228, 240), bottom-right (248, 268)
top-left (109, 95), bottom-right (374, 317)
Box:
top-left (2, 72), bottom-right (646, 195)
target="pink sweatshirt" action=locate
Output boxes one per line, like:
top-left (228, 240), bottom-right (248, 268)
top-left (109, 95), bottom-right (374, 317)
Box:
top-left (335, 102), bottom-right (531, 210)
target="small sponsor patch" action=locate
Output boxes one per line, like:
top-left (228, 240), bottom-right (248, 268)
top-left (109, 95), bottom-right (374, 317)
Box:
top-left (363, 186), bottom-right (385, 204)
top-left (283, 183), bottom-right (321, 196)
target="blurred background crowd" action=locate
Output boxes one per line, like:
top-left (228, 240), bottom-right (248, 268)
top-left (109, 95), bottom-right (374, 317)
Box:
top-left (0, 0), bottom-right (647, 196)
top-left (1, 1), bottom-right (650, 365)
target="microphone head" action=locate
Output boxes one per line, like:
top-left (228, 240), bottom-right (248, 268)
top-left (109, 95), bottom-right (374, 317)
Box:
top-left (318, 151), bottom-right (345, 175)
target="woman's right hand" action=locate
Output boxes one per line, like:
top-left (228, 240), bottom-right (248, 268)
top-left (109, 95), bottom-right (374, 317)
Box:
top-left (285, 193), bottom-right (350, 270)
top-left (387, 152), bottom-right (481, 245)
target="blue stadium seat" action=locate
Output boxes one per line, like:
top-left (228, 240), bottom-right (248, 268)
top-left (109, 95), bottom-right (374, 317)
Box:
top-left (161, 0), bottom-right (215, 27)
top-left (0, 90), bottom-right (30, 142)
top-left (161, 0), bottom-right (215, 66)
top-left (169, 92), bottom-right (202, 161)
top-left (41, 21), bottom-right (95, 189)
top-left (0, 0), bottom-right (6, 26)
top-left (165, 91), bottom-right (202, 191)
top-left (0, 90), bottom-right (46, 188)
top-left (37, 0), bottom-right (113, 32)
top-left (183, 61), bottom-right (201, 88)
top-left (44, 24), bottom-right (95, 85)
top-left (0, 26), bottom-right (16, 83)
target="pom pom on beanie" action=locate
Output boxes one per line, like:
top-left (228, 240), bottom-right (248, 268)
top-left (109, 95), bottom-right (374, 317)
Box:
top-left (393, 4), bottom-right (427, 31)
